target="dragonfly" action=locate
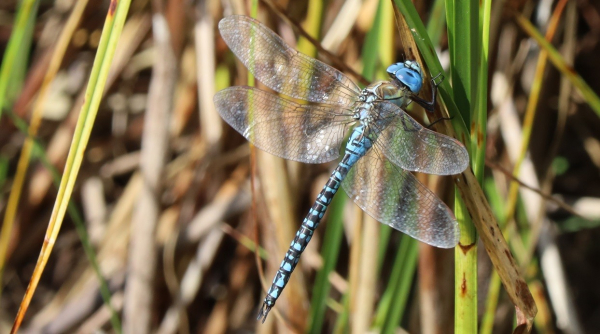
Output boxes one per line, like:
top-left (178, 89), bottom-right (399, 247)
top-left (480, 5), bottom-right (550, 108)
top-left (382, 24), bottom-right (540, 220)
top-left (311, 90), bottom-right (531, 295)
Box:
top-left (213, 15), bottom-right (469, 322)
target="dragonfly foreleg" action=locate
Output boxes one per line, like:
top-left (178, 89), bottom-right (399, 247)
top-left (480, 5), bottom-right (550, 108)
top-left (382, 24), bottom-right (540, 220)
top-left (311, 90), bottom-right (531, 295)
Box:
top-left (410, 72), bottom-right (444, 113)
top-left (426, 115), bottom-right (454, 129)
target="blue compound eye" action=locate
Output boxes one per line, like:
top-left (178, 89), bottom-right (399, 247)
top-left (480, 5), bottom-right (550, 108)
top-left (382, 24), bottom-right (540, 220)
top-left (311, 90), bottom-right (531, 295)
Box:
top-left (386, 63), bottom-right (403, 76)
top-left (395, 68), bottom-right (423, 93)
top-left (386, 62), bottom-right (423, 94)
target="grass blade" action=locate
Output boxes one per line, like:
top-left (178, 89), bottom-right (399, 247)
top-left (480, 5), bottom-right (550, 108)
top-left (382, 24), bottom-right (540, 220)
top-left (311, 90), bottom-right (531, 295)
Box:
top-left (373, 236), bottom-right (418, 331)
top-left (11, 0), bottom-right (133, 331)
top-left (446, 0), bottom-right (478, 126)
top-left (426, 0), bottom-right (446, 48)
top-left (361, 0), bottom-right (387, 82)
top-left (0, 0), bottom-right (88, 301)
top-left (472, 0), bottom-right (491, 182)
top-left (7, 108), bottom-right (122, 332)
top-left (0, 0), bottom-right (38, 120)
top-left (515, 14), bottom-right (600, 117)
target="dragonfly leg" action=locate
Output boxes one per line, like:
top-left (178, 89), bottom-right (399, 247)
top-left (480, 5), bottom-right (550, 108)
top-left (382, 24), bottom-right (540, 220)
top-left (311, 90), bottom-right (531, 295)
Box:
top-left (411, 72), bottom-right (444, 113)
top-left (431, 72), bottom-right (445, 85)
top-left (426, 115), bottom-right (454, 129)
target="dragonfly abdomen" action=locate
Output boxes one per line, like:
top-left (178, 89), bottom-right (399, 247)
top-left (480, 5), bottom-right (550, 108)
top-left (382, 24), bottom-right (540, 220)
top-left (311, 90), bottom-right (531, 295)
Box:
top-left (257, 127), bottom-right (374, 322)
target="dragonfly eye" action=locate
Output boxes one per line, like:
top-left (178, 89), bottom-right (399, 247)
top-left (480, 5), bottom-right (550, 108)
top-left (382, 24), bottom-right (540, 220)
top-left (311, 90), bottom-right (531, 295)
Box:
top-left (394, 68), bottom-right (423, 94)
top-left (386, 62), bottom-right (423, 94)
top-left (386, 63), bottom-right (402, 76)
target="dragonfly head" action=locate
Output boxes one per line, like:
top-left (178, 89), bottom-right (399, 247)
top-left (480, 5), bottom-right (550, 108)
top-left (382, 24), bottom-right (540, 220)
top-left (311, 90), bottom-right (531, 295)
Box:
top-left (386, 61), bottom-right (423, 94)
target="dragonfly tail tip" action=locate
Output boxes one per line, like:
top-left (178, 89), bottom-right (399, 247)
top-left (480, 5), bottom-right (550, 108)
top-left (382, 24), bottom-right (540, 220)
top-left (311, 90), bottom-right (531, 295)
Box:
top-left (257, 303), bottom-right (271, 323)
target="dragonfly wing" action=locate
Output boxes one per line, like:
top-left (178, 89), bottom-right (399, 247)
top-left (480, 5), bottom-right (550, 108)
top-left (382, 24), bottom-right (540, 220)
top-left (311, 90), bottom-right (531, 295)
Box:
top-left (341, 148), bottom-right (460, 248)
top-left (215, 86), bottom-right (353, 164)
top-left (372, 101), bottom-right (469, 175)
top-left (219, 15), bottom-right (360, 106)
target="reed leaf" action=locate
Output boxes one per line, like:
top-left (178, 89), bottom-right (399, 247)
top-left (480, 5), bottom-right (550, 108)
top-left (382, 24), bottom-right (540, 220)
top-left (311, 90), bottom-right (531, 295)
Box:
top-left (11, 0), bottom-right (133, 331)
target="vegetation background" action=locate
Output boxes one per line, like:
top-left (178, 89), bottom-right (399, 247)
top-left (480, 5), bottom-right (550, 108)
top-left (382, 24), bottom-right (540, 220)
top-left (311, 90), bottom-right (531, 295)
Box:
top-left (0, 0), bottom-right (599, 333)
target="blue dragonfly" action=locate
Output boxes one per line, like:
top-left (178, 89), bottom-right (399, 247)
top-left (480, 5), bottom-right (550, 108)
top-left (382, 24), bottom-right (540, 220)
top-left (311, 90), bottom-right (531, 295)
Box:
top-left (213, 15), bottom-right (469, 322)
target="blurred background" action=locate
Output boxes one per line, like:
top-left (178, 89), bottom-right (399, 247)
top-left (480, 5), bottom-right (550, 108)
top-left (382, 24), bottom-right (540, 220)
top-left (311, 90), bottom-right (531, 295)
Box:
top-left (0, 0), bottom-right (599, 333)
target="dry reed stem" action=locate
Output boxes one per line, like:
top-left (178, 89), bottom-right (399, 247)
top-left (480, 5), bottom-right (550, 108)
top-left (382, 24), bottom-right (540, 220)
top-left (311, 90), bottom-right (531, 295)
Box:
top-left (496, 27), bottom-right (584, 330)
top-left (528, 6), bottom-right (585, 331)
top-left (195, 0), bottom-right (221, 146)
top-left (353, 214), bottom-right (379, 334)
top-left (418, 175), bottom-right (455, 334)
top-left (171, 47), bottom-right (198, 137)
top-left (123, 12), bottom-right (177, 332)
top-left (158, 227), bottom-right (224, 334)
top-left (81, 177), bottom-right (107, 246)
top-left (320, 0), bottom-right (362, 52)
top-left (183, 165), bottom-right (250, 243)
top-left (77, 292), bottom-right (124, 333)
top-left (496, 66), bottom-right (576, 333)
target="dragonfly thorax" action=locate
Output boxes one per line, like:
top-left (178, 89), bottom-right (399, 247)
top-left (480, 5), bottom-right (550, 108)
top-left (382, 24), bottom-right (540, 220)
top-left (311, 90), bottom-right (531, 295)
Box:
top-left (354, 85), bottom-right (380, 122)
top-left (354, 81), bottom-right (412, 124)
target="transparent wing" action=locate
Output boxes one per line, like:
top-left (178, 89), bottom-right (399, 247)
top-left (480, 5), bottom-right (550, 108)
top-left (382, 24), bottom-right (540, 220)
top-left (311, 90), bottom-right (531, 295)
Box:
top-left (219, 15), bottom-right (360, 106)
top-left (372, 101), bottom-right (469, 175)
top-left (214, 86), bottom-right (354, 163)
top-left (342, 148), bottom-right (460, 248)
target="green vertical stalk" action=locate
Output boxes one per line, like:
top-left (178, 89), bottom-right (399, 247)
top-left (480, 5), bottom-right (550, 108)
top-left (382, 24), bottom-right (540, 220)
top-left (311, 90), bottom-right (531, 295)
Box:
top-left (296, 0), bottom-right (324, 57)
top-left (453, 196), bottom-right (477, 333)
top-left (0, 156), bottom-right (7, 189)
top-left (0, 0), bottom-right (39, 293)
top-left (0, 0), bottom-right (39, 119)
top-left (247, 0), bottom-right (258, 87)
top-left (446, 0), bottom-right (478, 125)
top-left (447, 0), bottom-right (480, 332)
top-left (362, 0), bottom-right (387, 82)
top-left (373, 236), bottom-right (418, 332)
top-left (426, 0), bottom-right (446, 47)
top-left (473, 0), bottom-right (491, 181)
